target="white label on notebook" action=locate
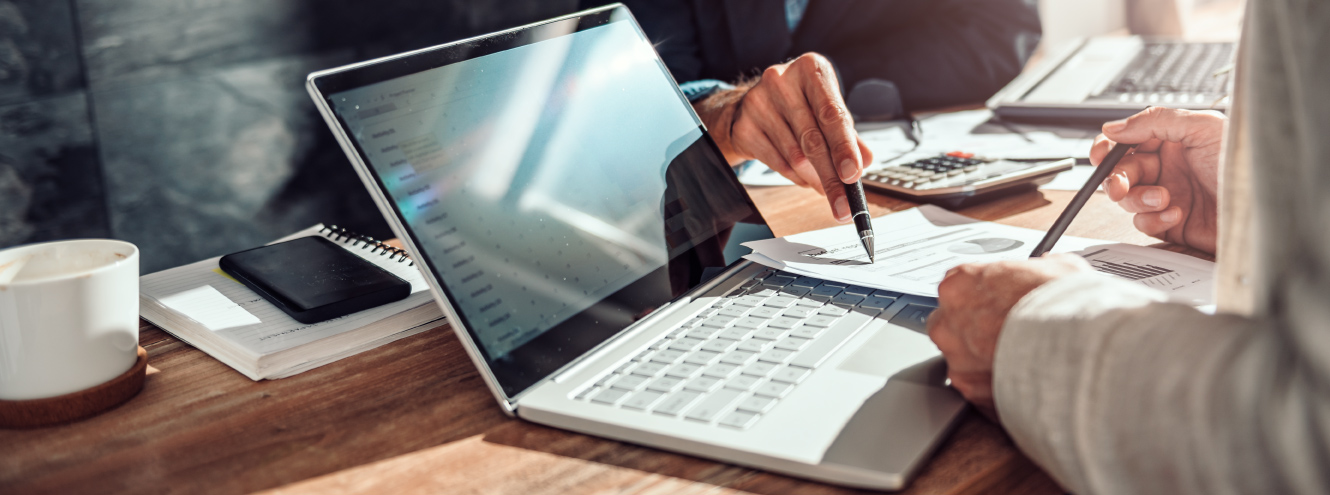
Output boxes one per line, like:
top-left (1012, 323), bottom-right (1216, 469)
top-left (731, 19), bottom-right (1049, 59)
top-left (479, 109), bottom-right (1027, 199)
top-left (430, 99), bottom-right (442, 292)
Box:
top-left (158, 285), bottom-right (262, 331)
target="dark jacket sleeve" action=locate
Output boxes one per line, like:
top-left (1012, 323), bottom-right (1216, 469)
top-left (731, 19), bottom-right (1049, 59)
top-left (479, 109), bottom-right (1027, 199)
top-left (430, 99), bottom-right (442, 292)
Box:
top-left (580, 0), bottom-right (704, 83)
top-left (825, 0), bottom-right (1041, 111)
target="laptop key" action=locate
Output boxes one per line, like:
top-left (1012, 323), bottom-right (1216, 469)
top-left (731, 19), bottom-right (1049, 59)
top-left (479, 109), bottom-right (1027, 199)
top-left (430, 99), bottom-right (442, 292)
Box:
top-left (832, 293), bottom-right (865, 306)
top-left (782, 307), bottom-right (814, 319)
top-left (810, 284), bottom-right (842, 298)
top-left (736, 395), bottom-right (778, 414)
top-left (703, 363), bottom-right (741, 379)
top-left (724, 374), bottom-right (761, 391)
top-left (701, 316), bottom-right (737, 328)
top-left (753, 327), bottom-right (787, 340)
top-left (734, 317), bottom-right (766, 329)
top-left (651, 349), bottom-right (686, 364)
top-left (843, 285), bottom-right (874, 296)
top-left (742, 361), bottom-right (778, 377)
top-left (767, 317), bottom-right (801, 329)
top-left (683, 350), bottom-right (722, 366)
top-left (631, 361), bottom-right (668, 377)
top-left (621, 390), bottom-right (666, 410)
top-left (873, 289), bottom-right (904, 298)
top-left (773, 337), bottom-right (811, 351)
top-left (685, 388), bottom-right (744, 423)
top-left (791, 277), bottom-right (821, 288)
top-left (574, 387), bottom-right (597, 401)
top-left (646, 376), bottom-right (685, 393)
top-left (747, 306), bottom-right (781, 319)
top-left (719, 350), bottom-right (758, 366)
top-left (818, 305), bottom-right (849, 316)
top-left (668, 338), bottom-right (705, 352)
top-left (779, 286), bottom-right (811, 298)
top-left (717, 327), bottom-right (754, 341)
top-left (758, 348), bottom-right (795, 364)
top-left (795, 297), bottom-right (825, 308)
top-left (736, 339), bottom-right (771, 353)
top-left (771, 366), bottom-right (811, 384)
top-left (610, 374), bottom-right (649, 391)
top-left (700, 339), bottom-right (737, 353)
top-left (684, 376), bottom-right (723, 393)
top-left (653, 390), bottom-right (704, 417)
top-left (591, 387), bottom-right (630, 405)
top-left (861, 296), bottom-right (896, 309)
top-left (764, 296), bottom-right (798, 308)
top-left (749, 287), bottom-right (779, 297)
top-left (790, 326), bottom-right (823, 339)
top-left (732, 295), bottom-right (768, 307)
top-left (686, 327), bottom-right (720, 340)
top-left (754, 380), bottom-right (794, 398)
top-left (719, 410), bottom-right (761, 429)
top-left (666, 363), bottom-right (704, 379)
top-left (718, 307), bottom-right (747, 319)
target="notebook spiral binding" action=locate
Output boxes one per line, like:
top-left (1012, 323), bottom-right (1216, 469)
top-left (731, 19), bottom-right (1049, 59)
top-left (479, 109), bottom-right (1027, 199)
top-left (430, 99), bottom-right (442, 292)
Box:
top-left (318, 225), bottom-right (415, 267)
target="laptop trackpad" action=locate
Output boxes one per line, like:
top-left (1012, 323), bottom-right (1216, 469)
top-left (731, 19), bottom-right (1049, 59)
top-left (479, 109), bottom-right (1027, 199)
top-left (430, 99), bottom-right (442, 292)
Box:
top-left (821, 357), bottom-right (967, 476)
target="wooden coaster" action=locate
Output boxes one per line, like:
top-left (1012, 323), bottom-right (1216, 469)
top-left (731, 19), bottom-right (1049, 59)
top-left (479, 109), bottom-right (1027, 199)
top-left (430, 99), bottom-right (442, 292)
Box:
top-left (0, 346), bottom-right (148, 428)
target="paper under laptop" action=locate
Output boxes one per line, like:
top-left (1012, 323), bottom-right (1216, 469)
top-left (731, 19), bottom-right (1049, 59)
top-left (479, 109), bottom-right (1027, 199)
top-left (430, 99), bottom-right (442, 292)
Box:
top-left (743, 205), bottom-right (1215, 306)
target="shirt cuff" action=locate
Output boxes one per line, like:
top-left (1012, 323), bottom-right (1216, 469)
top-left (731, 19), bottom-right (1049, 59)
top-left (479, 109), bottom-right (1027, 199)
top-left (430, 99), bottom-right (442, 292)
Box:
top-left (679, 79), bottom-right (734, 102)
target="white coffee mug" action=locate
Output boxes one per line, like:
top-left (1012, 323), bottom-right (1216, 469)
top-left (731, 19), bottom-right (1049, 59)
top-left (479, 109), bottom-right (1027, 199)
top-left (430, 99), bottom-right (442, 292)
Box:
top-left (0, 239), bottom-right (140, 401)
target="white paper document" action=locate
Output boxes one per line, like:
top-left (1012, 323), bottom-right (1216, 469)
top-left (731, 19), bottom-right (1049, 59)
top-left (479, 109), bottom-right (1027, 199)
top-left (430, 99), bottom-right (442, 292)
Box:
top-left (742, 205), bottom-right (1214, 305)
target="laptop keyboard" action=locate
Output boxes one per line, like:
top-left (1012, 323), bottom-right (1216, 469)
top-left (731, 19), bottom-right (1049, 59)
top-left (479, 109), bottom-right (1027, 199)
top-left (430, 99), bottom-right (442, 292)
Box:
top-left (572, 268), bottom-right (936, 430)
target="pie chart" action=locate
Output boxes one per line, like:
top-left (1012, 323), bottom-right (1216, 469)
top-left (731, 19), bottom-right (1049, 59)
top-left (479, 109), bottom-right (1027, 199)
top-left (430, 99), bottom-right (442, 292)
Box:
top-left (948, 238), bottom-right (1024, 255)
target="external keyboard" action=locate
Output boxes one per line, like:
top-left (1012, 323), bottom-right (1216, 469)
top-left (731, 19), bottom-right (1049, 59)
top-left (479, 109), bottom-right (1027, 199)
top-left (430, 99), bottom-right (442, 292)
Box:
top-left (572, 268), bottom-right (936, 430)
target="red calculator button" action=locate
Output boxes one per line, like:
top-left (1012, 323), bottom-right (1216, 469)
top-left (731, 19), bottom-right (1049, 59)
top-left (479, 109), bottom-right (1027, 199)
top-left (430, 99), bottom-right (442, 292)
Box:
top-left (946, 151), bottom-right (975, 159)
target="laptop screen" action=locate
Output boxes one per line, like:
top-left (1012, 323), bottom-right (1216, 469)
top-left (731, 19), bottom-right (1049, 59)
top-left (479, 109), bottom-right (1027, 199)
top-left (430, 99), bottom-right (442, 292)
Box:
top-left (314, 6), bottom-right (772, 398)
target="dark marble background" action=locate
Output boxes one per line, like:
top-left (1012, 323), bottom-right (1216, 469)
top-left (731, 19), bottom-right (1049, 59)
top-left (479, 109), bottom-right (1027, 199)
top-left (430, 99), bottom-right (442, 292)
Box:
top-left (0, 0), bottom-right (580, 272)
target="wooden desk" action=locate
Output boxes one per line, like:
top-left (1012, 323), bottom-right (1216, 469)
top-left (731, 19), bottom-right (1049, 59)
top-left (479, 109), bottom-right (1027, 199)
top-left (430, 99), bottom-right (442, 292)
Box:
top-left (0, 186), bottom-right (1208, 495)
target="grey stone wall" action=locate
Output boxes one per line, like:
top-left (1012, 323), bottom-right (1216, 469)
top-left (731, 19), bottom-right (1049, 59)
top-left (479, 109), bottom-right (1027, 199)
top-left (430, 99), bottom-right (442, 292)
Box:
top-left (0, 0), bottom-right (580, 273)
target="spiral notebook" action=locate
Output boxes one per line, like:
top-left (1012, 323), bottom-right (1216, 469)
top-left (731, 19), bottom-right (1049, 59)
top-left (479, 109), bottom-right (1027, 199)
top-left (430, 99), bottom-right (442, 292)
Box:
top-left (138, 224), bottom-right (445, 380)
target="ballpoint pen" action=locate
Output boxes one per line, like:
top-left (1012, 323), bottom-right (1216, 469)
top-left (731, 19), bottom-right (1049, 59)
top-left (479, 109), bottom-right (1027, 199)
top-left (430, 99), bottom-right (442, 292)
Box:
top-left (844, 181), bottom-right (876, 263)
top-left (1029, 141), bottom-right (1136, 258)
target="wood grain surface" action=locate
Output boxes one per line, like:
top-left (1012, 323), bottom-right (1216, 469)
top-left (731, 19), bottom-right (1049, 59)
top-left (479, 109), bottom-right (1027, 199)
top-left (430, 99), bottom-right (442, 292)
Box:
top-left (0, 186), bottom-right (1208, 495)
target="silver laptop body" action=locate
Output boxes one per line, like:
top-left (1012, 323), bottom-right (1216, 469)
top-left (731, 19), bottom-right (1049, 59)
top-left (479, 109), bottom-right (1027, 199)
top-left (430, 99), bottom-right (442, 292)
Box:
top-left (305, 4), bottom-right (965, 490)
top-left (988, 36), bottom-right (1234, 122)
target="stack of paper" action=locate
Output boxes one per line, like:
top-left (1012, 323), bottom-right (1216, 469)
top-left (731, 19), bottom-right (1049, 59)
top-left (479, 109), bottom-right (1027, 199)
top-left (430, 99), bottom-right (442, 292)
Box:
top-left (742, 205), bottom-right (1215, 306)
top-left (139, 225), bottom-right (445, 380)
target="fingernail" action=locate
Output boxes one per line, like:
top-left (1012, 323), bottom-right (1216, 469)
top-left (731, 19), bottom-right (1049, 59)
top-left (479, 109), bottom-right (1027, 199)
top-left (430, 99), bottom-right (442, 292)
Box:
top-left (1103, 119), bottom-right (1127, 133)
top-left (1143, 189), bottom-right (1162, 207)
top-left (833, 196), bottom-right (850, 222)
top-left (1162, 209), bottom-right (1181, 222)
top-left (838, 159), bottom-right (858, 181)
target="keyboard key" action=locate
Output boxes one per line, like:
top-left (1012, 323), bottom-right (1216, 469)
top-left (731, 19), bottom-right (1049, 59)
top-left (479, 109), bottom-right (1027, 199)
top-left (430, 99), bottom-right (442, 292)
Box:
top-left (591, 387), bottom-right (630, 405)
top-left (717, 327), bottom-right (754, 341)
top-left (701, 316), bottom-right (737, 328)
top-left (758, 348), bottom-right (795, 364)
top-left (795, 297), bottom-right (824, 308)
top-left (804, 315), bottom-right (839, 328)
top-left (683, 350), bottom-right (722, 366)
top-left (889, 304), bottom-right (937, 334)
top-left (790, 311), bottom-right (874, 369)
top-left (684, 376), bottom-right (723, 393)
top-left (719, 350), bottom-right (758, 366)
top-left (685, 388), bottom-right (743, 422)
top-left (632, 350), bottom-right (653, 362)
top-left (872, 289), bottom-right (903, 298)
top-left (790, 326), bottom-right (823, 339)
top-left (736, 339), bottom-right (772, 353)
top-left (748, 307), bottom-right (782, 319)
top-left (718, 307), bottom-right (748, 319)
top-left (685, 327), bottom-right (720, 340)
top-left (668, 337), bottom-right (705, 352)
top-left (742, 361), bottom-right (778, 377)
top-left (771, 366), bottom-right (811, 384)
top-left (719, 410), bottom-right (761, 429)
top-left (646, 376), bottom-right (685, 393)
top-left (819, 305), bottom-right (850, 316)
top-left (650, 349), bottom-right (686, 364)
top-left (574, 386), bottom-right (597, 400)
top-left (820, 280), bottom-right (847, 288)
top-left (666, 363), bottom-right (704, 379)
top-left (594, 373), bottom-right (616, 387)
top-left (724, 374), bottom-right (762, 391)
top-left (700, 339), bottom-right (737, 353)
top-left (764, 296), bottom-right (798, 308)
top-left (779, 286), bottom-right (811, 297)
top-left (736, 395), bottom-right (778, 414)
top-left (748, 287), bottom-right (779, 297)
top-left (666, 326), bottom-right (690, 339)
top-left (621, 390), bottom-right (666, 410)
top-left (653, 390), bottom-right (703, 416)
top-left (765, 275), bottom-right (796, 287)
top-left (614, 362), bottom-right (635, 374)
top-left (631, 361), bottom-right (668, 377)
top-left (734, 317), bottom-right (767, 329)
top-left (782, 308), bottom-right (814, 319)
top-left (773, 337), bottom-right (811, 351)
top-left (696, 308), bottom-right (717, 318)
top-left (752, 327), bottom-right (787, 340)
top-left (767, 317), bottom-right (801, 329)
top-left (843, 285), bottom-right (873, 296)
top-left (861, 296), bottom-right (896, 309)
top-left (703, 363), bottom-right (741, 379)
top-left (791, 277), bottom-right (821, 288)
top-left (647, 339), bottom-right (669, 350)
top-left (754, 380), bottom-right (794, 398)
top-left (832, 293), bottom-right (865, 306)
top-left (610, 374), bottom-right (649, 391)
top-left (810, 285), bottom-right (843, 297)
top-left (732, 295), bottom-right (768, 307)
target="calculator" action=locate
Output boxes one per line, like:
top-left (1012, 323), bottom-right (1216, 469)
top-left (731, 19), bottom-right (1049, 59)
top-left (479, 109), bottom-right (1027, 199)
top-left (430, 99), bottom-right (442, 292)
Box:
top-left (862, 152), bottom-right (1074, 208)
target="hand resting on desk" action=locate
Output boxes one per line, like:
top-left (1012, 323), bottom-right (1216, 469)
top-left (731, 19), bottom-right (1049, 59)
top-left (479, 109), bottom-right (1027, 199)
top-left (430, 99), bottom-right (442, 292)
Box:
top-left (693, 53), bottom-right (872, 224)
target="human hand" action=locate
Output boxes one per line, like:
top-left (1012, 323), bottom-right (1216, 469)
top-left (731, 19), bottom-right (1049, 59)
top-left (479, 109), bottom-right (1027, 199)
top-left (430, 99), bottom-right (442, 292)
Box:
top-left (927, 254), bottom-right (1092, 420)
top-left (696, 53), bottom-right (872, 223)
top-left (1092, 107), bottom-right (1226, 254)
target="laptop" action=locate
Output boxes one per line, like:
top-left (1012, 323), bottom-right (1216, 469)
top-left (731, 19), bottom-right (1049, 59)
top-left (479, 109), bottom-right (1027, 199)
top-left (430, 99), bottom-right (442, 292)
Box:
top-left (306, 4), bottom-right (965, 490)
top-left (987, 36), bottom-right (1234, 122)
